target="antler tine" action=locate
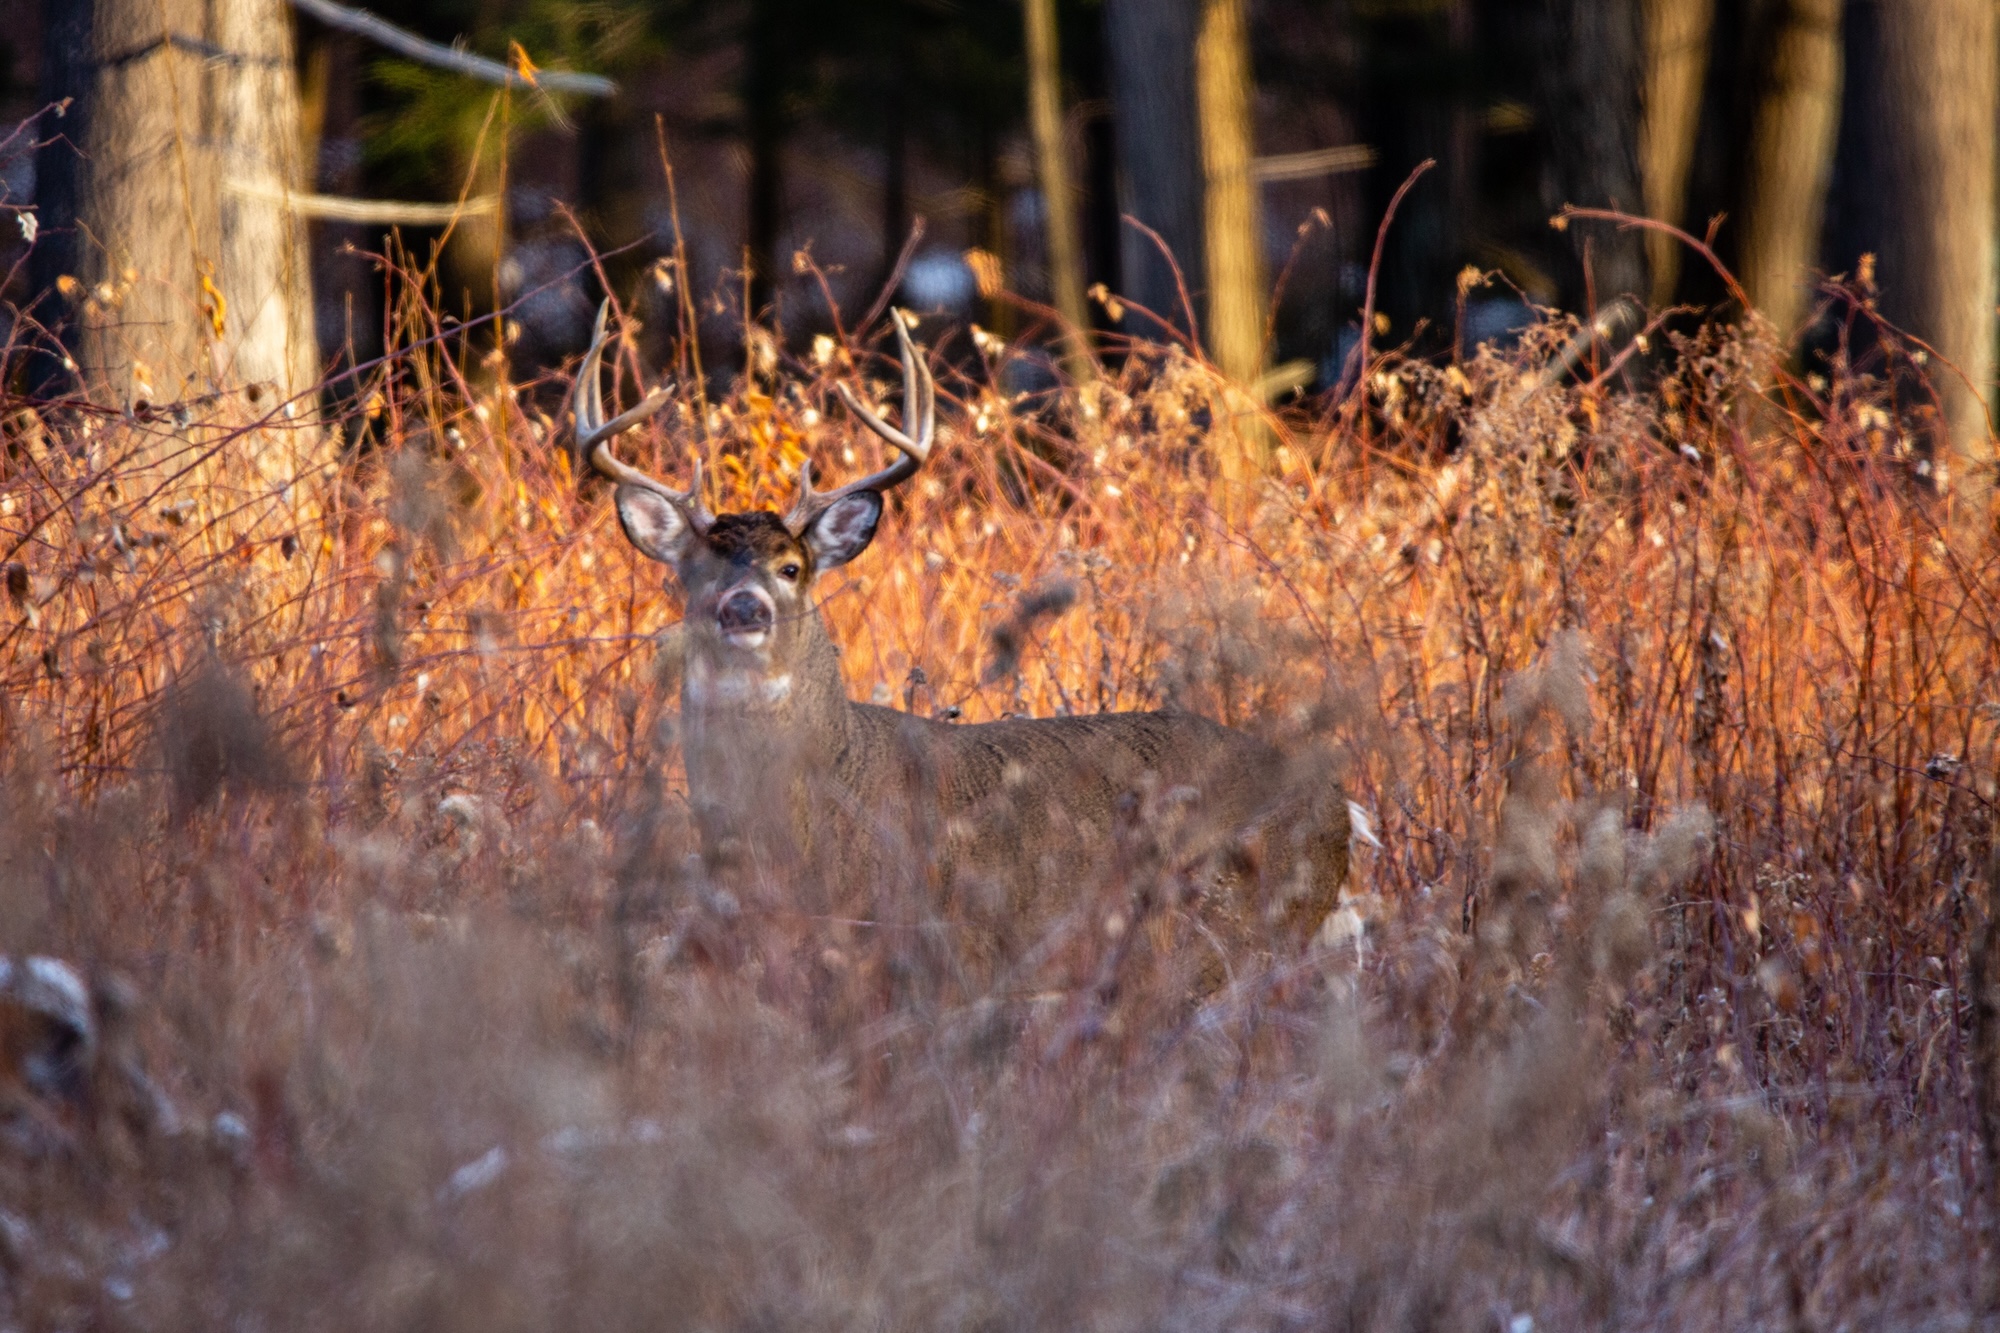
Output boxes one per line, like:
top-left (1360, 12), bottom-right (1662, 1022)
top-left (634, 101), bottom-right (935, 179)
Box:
top-left (787, 313), bottom-right (935, 534)
top-left (574, 301), bottom-right (712, 532)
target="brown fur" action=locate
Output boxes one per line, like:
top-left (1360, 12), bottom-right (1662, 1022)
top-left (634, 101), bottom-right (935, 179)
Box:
top-left (701, 513), bottom-right (806, 566)
top-left (656, 513), bottom-right (1348, 981)
top-left (579, 308), bottom-right (1346, 983)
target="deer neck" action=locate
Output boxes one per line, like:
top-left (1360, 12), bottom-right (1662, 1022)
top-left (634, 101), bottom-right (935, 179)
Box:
top-left (678, 610), bottom-right (854, 800)
top-left (678, 611), bottom-right (853, 872)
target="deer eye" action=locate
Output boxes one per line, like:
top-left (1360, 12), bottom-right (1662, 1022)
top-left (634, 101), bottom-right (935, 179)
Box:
top-left (777, 562), bottom-right (802, 582)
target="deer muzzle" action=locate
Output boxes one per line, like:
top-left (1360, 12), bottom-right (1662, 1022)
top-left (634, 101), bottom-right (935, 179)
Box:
top-left (715, 586), bottom-right (776, 648)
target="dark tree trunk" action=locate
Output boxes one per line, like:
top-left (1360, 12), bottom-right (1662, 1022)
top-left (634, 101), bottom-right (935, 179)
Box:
top-left (877, 58), bottom-right (908, 297)
top-left (1104, 0), bottom-right (1202, 337)
top-left (301, 26), bottom-right (377, 381)
top-left (975, 131), bottom-right (1013, 339)
top-left (28, 0), bottom-right (95, 396)
top-left (1357, 2), bottom-right (1475, 347)
top-left (1077, 13), bottom-right (1122, 324)
top-left (1535, 0), bottom-right (1650, 310)
top-left (1084, 105), bottom-right (1120, 307)
top-left (744, 0), bottom-right (787, 320)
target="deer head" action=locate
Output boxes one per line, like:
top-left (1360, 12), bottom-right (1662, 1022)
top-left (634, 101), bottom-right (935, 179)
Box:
top-left (572, 304), bottom-right (934, 709)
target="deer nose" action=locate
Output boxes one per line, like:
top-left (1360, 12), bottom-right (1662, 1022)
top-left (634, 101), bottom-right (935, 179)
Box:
top-left (717, 588), bottom-right (775, 636)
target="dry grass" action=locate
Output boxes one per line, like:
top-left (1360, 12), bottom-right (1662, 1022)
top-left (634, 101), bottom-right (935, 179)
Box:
top-left (0, 267), bottom-right (1996, 1328)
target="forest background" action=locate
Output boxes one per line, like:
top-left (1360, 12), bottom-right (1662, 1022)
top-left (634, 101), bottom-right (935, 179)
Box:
top-left (6, 0), bottom-right (1995, 506)
top-left (0, 1), bottom-right (1998, 1327)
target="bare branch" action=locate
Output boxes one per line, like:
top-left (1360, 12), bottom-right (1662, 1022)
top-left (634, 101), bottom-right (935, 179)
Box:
top-left (1251, 144), bottom-right (1375, 183)
top-left (286, 0), bottom-right (618, 98)
top-left (224, 178), bottom-right (499, 226)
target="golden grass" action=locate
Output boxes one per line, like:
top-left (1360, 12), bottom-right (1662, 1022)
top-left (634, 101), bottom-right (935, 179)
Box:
top-left (0, 279), bottom-right (1994, 1326)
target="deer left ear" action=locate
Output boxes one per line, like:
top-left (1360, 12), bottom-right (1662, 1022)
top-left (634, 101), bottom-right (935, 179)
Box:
top-left (802, 491), bottom-right (883, 570)
top-left (615, 486), bottom-right (697, 565)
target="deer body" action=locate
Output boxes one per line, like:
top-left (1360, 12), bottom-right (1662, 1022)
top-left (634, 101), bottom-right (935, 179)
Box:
top-left (574, 309), bottom-right (1347, 967)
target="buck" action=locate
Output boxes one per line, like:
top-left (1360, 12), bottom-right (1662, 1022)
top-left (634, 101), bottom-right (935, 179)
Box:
top-left (573, 305), bottom-right (1347, 968)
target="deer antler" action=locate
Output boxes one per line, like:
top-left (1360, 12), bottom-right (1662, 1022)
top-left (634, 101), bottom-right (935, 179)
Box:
top-left (574, 301), bottom-right (713, 533)
top-left (785, 313), bottom-right (935, 536)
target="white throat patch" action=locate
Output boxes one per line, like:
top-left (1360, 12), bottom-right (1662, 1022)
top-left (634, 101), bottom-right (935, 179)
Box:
top-left (685, 657), bottom-right (794, 707)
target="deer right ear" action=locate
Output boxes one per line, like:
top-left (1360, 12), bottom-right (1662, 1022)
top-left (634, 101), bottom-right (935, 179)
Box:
top-left (802, 491), bottom-right (884, 570)
top-left (614, 486), bottom-right (696, 565)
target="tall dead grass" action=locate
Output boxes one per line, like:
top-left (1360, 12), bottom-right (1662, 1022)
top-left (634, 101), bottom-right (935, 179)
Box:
top-left (0, 266), bottom-right (1995, 1327)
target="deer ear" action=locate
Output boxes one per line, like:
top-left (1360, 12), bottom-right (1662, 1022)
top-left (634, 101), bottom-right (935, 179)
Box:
top-left (614, 486), bottom-right (695, 565)
top-left (802, 491), bottom-right (883, 570)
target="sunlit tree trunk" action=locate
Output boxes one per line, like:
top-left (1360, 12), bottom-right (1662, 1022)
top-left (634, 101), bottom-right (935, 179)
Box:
top-left (1196, 0), bottom-right (1265, 394)
top-left (1738, 0), bottom-right (1842, 343)
top-left (1195, 0), bottom-right (1267, 483)
top-left (1105, 0), bottom-right (1202, 338)
top-left (1024, 0), bottom-right (1092, 376)
top-left (1872, 0), bottom-right (1998, 529)
top-left (1641, 0), bottom-right (1715, 306)
top-left (59, 0), bottom-right (318, 419)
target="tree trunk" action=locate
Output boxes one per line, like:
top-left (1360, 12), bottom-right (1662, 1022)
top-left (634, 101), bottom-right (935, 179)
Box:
top-left (28, 0), bottom-right (94, 398)
top-left (67, 0), bottom-right (318, 414)
top-left (877, 60), bottom-right (909, 299)
top-left (1196, 0), bottom-right (1266, 389)
top-left (1641, 0), bottom-right (1716, 306)
top-left (1104, 0), bottom-right (1202, 338)
top-left (975, 131), bottom-right (1015, 340)
top-left (1080, 46), bottom-right (1123, 319)
top-left (1536, 0), bottom-right (1650, 310)
top-left (1358, 2), bottom-right (1473, 350)
top-left (1738, 0), bottom-right (1842, 342)
top-left (744, 0), bottom-right (787, 321)
top-left (1870, 0), bottom-right (1997, 528)
top-left (1024, 0), bottom-right (1093, 376)
top-left (299, 26), bottom-right (378, 380)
